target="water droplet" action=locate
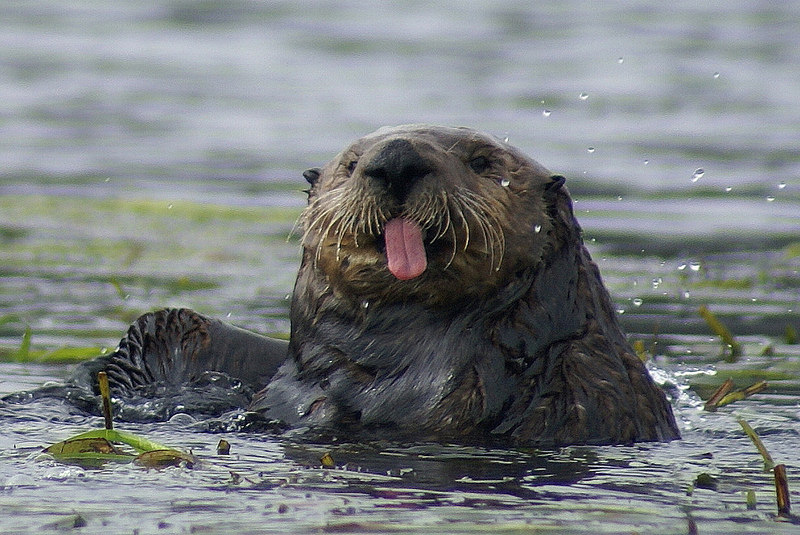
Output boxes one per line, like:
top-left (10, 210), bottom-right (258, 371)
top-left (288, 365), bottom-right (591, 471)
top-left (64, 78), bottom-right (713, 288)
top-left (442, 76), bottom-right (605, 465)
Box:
top-left (542, 109), bottom-right (552, 117)
top-left (587, 147), bottom-right (595, 153)
top-left (100, 347), bottom-right (108, 354)
top-left (104, 177), bottom-right (110, 183)
top-left (617, 57), bottom-right (624, 64)
top-left (778, 182), bottom-right (786, 189)
top-left (167, 203), bottom-right (174, 209)
top-left (713, 72), bottom-right (720, 79)
top-left (361, 300), bottom-right (370, 309)
top-left (766, 196), bottom-right (775, 202)
top-left (579, 92), bottom-right (589, 100)
top-left (691, 168), bottom-right (705, 182)
top-left (683, 291), bottom-right (690, 299)
top-left (678, 263), bottom-right (687, 271)
top-left (643, 159), bottom-right (649, 165)
top-left (534, 224), bottom-right (542, 233)
top-left (226, 312), bottom-right (232, 318)
top-left (652, 277), bottom-right (662, 289)
top-left (617, 308), bottom-right (625, 314)
top-left (499, 178), bottom-right (510, 187)
top-left (689, 262), bottom-right (700, 272)
top-left (632, 298), bottom-right (643, 307)
top-left (617, 196), bottom-right (623, 202)
top-left (284, 293), bottom-right (291, 300)
top-left (503, 135), bottom-right (509, 143)
top-left (724, 186), bottom-right (732, 192)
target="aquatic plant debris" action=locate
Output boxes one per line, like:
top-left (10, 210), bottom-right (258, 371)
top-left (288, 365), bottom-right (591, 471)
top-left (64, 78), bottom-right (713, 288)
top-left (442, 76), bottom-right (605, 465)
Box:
top-left (99, 371), bottom-right (114, 430)
top-left (717, 381), bottom-right (767, 407)
top-left (774, 464), bottom-right (792, 518)
top-left (632, 339), bottom-right (649, 362)
top-left (737, 417), bottom-right (775, 470)
top-left (698, 305), bottom-right (742, 360)
top-left (738, 417), bottom-right (794, 519)
top-left (694, 472), bottom-right (719, 491)
top-left (42, 514), bottom-right (87, 530)
top-left (703, 378), bottom-right (733, 411)
top-left (18, 326), bottom-right (31, 359)
top-left (44, 428), bottom-right (194, 467)
top-left (746, 489), bottom-right (757, 510)
top-left (785, 325), bottom-right (798, 345)
top-left (43, 372), bottom-right (195, 468)
top-left (320, 452), bottom-right (335, 468)
top-left (703, 379), bottom-right (767, 411)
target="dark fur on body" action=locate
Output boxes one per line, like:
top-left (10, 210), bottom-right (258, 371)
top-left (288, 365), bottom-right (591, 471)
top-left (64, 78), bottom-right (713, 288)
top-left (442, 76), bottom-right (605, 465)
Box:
top-left (69, 125), bottom-right (679, 446)
top-left (250, 125), bottom-right (679, 445)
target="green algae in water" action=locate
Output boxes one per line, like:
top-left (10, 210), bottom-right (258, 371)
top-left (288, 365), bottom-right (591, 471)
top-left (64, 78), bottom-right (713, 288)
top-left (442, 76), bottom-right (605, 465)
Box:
top-left (698, 305), bottom-right (743, 361)
top-left (785, 325), bottom-right (798, 345)
top-left (0, 323), bottom-right (104, 363)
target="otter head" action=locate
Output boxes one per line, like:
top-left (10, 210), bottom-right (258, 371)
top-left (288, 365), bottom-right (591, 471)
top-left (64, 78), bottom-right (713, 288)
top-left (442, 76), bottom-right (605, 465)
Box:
top-left (299, 124), bottom-right (567, 308)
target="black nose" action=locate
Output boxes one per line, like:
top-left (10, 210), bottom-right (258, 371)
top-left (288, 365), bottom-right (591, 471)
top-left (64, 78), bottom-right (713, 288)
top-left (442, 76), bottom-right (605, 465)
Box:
top-left (362, 139), bottom-right (431, 203)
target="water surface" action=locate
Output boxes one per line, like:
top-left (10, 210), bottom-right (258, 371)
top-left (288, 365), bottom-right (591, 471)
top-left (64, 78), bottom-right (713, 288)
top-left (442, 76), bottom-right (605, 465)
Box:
top-left (1, 1), bottom-right (799, 533)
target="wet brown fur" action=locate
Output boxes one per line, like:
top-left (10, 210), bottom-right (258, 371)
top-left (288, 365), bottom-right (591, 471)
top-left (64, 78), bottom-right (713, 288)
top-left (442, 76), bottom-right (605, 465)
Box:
top-left (250, 124), bottom-right (680, 445)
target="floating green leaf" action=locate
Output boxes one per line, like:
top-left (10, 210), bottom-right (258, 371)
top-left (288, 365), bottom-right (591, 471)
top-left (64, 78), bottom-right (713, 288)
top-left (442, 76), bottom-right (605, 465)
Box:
top-left (44, 371), bottom-right (196, 468)
top-left (44, 429), bottom-right (195, 468)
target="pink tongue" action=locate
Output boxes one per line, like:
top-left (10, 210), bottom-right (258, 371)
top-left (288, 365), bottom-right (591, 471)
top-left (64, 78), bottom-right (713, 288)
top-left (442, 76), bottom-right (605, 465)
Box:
top-left (384, 217), bottom-right (427, 280)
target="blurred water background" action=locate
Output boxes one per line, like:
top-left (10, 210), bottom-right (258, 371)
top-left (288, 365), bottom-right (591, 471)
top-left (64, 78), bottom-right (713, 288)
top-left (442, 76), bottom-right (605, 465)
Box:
top-left (1, 1), bottom-right (799, 533)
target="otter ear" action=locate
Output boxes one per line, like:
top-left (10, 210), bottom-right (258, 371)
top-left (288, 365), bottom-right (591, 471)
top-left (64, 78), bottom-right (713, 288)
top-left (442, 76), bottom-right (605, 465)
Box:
top-left (546, 175), bottom-right (566, 194)
top-left (303, 167), bottom-right (321, 186)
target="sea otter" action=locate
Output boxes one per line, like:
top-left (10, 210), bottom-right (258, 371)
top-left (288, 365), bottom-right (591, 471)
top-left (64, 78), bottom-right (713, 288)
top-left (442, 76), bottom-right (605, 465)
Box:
top-left (67, 125), bottom-right (680, 446)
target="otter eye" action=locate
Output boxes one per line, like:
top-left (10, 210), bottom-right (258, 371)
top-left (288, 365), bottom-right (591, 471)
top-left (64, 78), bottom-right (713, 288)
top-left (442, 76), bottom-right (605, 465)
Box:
top-left (346, 160), bottom-right (358, 175)
top-left (469, 156), bottom-right (490, 174)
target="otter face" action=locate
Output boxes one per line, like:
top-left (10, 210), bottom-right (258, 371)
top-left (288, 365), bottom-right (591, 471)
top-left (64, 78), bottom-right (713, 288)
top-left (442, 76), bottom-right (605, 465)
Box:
top-left (299, 124), bottom-right (563, 306)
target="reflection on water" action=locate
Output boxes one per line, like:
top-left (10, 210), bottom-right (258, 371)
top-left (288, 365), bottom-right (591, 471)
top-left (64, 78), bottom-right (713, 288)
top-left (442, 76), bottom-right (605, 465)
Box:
top-left (1, 1), bottom-right (799, 533)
